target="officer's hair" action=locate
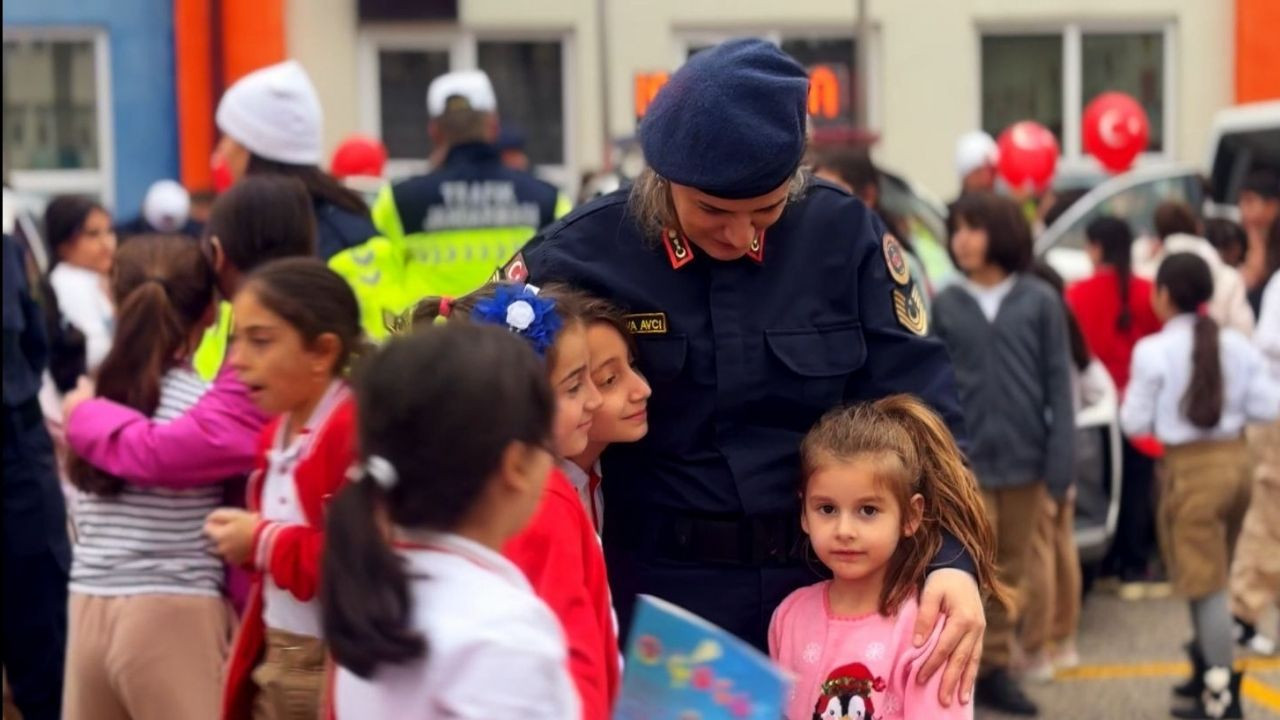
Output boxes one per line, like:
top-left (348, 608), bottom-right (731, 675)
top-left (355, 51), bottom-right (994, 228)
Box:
top-left (68, 234), bottom-right (216, 496)
top-left (948, 191), bottom-right (1032, 275)
top-left (435, 106), bottom-right (492, 146)
top-left (627, 166), bottom-right (810, 238)
top-left (405, 282), bottom-right (591, 371)
top-left (322, 324), bottom-right (555, 678)
top-left (800, 395), bottom-right (1011, 617)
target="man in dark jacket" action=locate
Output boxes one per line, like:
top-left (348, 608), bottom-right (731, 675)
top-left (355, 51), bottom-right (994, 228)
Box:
top-left (2, 233), bottom-right (71, 720)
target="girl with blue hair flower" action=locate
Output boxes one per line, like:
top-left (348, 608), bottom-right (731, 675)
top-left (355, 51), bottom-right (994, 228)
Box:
top-left (404, 282), bottom-right (620, 720)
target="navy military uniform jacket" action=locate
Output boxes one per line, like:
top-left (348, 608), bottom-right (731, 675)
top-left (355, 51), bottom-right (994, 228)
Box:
top-left (387, 142), bottom-right (560, 233)
top-left (372, 142), bottom-right (565, 299)
top-left (314, 198), bottom-right (378, 262)
top-left (513, 180), bottom-right (968, 644)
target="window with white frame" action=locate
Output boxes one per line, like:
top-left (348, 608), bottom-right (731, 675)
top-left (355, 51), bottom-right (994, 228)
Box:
top-left (677, 31), bottom-right (870, 129)
top-left (2, 31), bottom-right (113, 204)
top-left (478, 41), bottom-right (564, 166)
top-left (361, 30), bottom-right (569, 181)
top-left (378, 48), bottom-right (450, 161)
top-left (981, 24), bottom-right (1171, 162)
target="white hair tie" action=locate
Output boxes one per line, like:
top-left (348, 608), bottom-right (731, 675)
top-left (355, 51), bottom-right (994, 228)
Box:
top-left (364, 455), bottom-right (398, 490)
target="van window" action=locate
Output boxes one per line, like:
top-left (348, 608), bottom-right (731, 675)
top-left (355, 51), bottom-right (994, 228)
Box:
top-left (1209, 128), bottom-right (1280, 203)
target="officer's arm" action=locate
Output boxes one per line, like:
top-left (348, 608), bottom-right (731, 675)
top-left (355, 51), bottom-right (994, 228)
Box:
top-left (850, 222), bottom-right (984, 704)
top-left (846, 233), bottom-right (968, 447)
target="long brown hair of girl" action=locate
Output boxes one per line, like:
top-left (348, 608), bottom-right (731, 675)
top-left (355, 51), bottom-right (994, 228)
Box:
top-left (68, 234), bottom-right (216, 495)
top-left (800, 394), bottom-right (1011, 615)
top-left (1156, 253), bottom-right (1223, 428)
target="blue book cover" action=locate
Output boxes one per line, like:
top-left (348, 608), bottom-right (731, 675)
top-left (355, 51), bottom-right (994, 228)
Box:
top-left (613, 594), bottom-right (791, 720)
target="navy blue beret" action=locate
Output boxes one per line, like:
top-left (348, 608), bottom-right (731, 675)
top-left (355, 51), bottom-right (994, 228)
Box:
top-left (640, 38), bottom-right (809, 199)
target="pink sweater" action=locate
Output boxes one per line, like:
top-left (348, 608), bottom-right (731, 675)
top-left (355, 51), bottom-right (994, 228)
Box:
top-left (65, 362), bottom-right (269, 488)
top-left (769, 581), bottom-right (969, 720)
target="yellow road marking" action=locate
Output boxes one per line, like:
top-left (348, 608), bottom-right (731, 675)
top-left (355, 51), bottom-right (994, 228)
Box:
top-left (1243, 675), bottom-right (1280, 713)
top-left (1052, 658), bottom-right (1280, 712)
top-left (1056, 657), bottom-right (1280, 681)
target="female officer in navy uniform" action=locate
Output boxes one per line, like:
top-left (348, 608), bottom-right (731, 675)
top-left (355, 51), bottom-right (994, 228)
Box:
top-left (502, 38), bottom-right (986, 706)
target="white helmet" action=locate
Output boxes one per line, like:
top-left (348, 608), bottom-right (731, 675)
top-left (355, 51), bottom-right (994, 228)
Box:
top-left (143, 180), bottom-right (191, 233)
top-left (955, 131), bottom-right (999, 178)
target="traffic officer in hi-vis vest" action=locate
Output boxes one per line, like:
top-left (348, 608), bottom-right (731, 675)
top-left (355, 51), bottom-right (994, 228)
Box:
top-left (500, 38), bottom-right (987, 705)
top-left (370, 70), bottom-right (571, 305)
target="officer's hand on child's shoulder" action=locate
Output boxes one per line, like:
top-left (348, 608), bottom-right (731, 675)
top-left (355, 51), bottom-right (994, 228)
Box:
top-left (914, 568), bottom-right (985, 707)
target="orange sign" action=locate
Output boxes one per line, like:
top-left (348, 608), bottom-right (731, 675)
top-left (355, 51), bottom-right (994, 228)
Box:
top-left (634, 71), bottom-right (670, 119)
top-left (633, 64), bottom-right (849, 121)
top-left (808, 65), bottom-right (841, 119)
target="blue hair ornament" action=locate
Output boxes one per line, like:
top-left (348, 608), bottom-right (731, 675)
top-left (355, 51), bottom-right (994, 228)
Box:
top-left (470, 284), bottom-right (563, 356)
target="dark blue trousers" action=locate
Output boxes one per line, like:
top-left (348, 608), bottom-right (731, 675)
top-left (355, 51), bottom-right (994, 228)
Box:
top-left (3, 400), bottom-right (70, 720)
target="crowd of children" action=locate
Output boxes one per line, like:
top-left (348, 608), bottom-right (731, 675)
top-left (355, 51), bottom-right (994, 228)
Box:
top-left (921, 176), bottom-right (1280, 719)
top-left (4, 43), bottom-right (1280, 720)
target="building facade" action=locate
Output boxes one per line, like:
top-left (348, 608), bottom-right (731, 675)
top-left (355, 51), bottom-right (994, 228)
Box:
top-left (5, 0), bottom-right (1278, 211)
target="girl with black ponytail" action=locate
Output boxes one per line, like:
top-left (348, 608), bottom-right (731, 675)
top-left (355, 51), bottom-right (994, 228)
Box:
top-left (1120, 252), bottom-right (1280, 718)
top-left (323, 324), bottom-right (578, 718)
top-left (1071, 216), bottom-right (1165, 592)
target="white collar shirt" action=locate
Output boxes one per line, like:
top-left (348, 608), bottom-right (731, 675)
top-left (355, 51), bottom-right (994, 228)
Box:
top-left (333, 532), bottom-right (579, 720)
top-left (1120, 314), bottom-right (1280, 445)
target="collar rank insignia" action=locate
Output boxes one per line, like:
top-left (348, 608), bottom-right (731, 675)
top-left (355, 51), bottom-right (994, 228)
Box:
top-left (661, 229), bottom-right (696, 270)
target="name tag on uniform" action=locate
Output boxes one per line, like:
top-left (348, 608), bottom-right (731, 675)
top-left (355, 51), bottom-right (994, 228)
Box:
top-left (625, 312), bottom-right (668, 335)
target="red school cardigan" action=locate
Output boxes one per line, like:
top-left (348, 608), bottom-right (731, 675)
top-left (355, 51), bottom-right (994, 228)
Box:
top-left (220, 391), bottom-right (356, 720)
top-left (504, 467), bottom-right (620, 720)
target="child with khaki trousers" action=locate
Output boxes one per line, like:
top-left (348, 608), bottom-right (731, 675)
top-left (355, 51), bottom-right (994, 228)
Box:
top-left (1019, 262), bottom-right (1113, 680)
top-left (1121, 253), bottom-right (1280, 719)
top-left (1230, 274), bottom-right (1280, 655)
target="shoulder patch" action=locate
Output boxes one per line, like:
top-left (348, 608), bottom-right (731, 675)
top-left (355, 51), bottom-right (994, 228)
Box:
top-left (497, 252), bottom-right (530, 282)
top-left (882, 234), bottom-right (911, 286)
top-left (892, 283), bottom-right (928, 336)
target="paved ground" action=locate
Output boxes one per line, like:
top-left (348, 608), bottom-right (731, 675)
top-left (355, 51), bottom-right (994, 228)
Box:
top-left (976, 592), bottom-right (1280, 719)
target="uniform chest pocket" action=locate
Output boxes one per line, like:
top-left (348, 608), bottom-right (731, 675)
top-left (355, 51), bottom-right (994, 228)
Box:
top-left (764, 323), bottom-right (867, 407)
top-left (636, 334), bottom-right (688, 383)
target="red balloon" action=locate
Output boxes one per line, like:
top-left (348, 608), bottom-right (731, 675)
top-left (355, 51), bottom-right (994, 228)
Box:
top-left (210, 153), bottom-right (234, 193)
top-left (331, 134), bottom-right (388, 179)
top-left (996, 121), bottom-right (1059, 192)
top-left (1083, 92), bottom-right (1150, 173)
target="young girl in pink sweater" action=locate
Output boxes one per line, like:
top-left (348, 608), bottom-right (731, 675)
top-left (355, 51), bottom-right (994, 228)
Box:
top-left (769, 395), bottom-right (1007, 720)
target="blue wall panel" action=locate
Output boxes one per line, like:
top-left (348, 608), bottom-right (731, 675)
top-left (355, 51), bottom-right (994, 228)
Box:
top-left (4, 0), bottom-right (179, 215)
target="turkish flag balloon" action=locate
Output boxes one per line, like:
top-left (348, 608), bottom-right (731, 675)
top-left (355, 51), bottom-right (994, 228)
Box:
top-left (996, 121), bottom-right (1059, 192)
top-left (1083, 92), bottom-right (1150, 173)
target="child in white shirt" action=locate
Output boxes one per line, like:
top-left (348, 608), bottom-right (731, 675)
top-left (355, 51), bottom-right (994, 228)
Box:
top-left (323, 323), bottom-right (579, 719)
top-left (1121, 252), bottom-right (1280, 719)
top-left (44, 196), bottom-right (117, 370)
